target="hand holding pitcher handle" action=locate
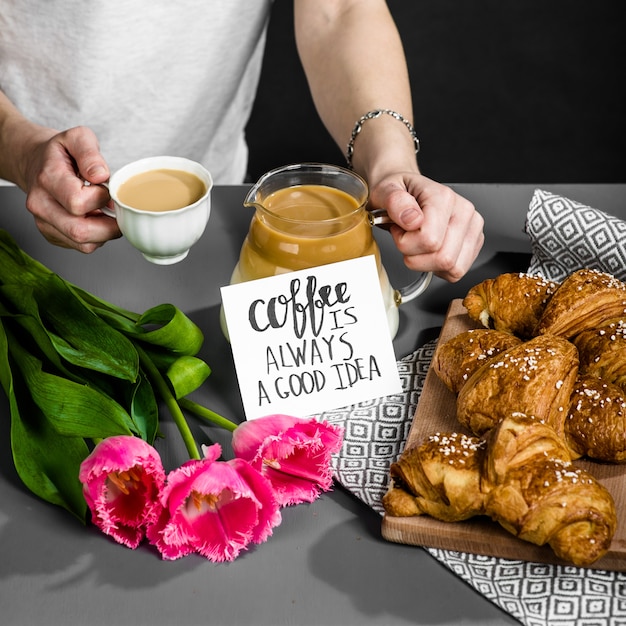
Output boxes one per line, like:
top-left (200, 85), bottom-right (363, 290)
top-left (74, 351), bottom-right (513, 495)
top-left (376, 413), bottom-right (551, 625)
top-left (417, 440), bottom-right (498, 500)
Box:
top-left (368, 208), bottom-right (433, 304)
top-left (368, 173), bottom-right (485, 285)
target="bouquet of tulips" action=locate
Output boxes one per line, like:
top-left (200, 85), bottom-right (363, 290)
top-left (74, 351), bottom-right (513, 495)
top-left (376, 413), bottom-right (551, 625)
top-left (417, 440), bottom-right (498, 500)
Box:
top-left (0, 230), bottom-right (343, 562)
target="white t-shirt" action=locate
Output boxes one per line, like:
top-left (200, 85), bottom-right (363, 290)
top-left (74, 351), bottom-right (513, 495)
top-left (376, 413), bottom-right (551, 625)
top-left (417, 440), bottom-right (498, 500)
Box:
top-left (0, 0), bottom-right (272, 183)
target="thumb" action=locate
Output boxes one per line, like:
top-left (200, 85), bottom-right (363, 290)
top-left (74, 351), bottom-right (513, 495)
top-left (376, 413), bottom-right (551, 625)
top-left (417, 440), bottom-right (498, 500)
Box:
top-left (62, 126), bottom-right (110, 184)
top-left (371, 181), bottom-right (424, 231)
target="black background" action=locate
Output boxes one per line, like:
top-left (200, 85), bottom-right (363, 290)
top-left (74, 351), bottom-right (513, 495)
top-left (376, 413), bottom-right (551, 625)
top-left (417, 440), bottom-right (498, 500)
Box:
top-left (246, 0), bottom-right (625, 183)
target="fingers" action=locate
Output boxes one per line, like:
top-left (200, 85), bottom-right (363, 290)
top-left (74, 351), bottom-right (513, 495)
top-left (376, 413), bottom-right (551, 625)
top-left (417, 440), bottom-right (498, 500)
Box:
top-left (29, 191), bottom-right (122, 252)
top-left (24, 127), bottom-right (121, 252)
top-left (33, 213), bottom-right (120, 254)
top-left (370, 174), bottom-right (485, 282)
top-left (395, 206), bottom-right (485, 282)
top-left (36, 127), bottom-right (109, 214)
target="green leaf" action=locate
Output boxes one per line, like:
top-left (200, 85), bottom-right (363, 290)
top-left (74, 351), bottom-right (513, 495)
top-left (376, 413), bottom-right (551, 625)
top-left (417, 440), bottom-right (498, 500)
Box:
top-left (131, 304), bottom-right (204, 355)
top-left (6, 329), bottom-right (136, 439)
top-left (11, 397), bottom-right (89, 521)
top-left (1, 278), bottom-right (139, 382)
top-left (165, 355), bottom-right (212, 399)
top-left (128, 372), bottom-right (159, 443)
top-left (84, 305), bottom-right (142, 335)
top-left (0, 321), bottom-right (87, 520)
top-left (0, 229), bottom-right (51, 288)
top-left (68, 283), bottom-right (141, 324)
top-left (137, 345), bottom-right (179, 371)
top-left (0, 295), bottom-right (81, 383)
top-left (0, 317), bottom-right (13, 398)
top-left (41, 275), bottom-right (139, 381)
top-left (72, 288), bottom-right (204, 360)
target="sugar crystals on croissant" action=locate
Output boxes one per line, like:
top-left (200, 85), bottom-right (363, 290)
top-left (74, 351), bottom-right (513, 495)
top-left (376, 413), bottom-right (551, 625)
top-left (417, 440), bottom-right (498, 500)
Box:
top-left (456, 334), bottom-right (578, 440)
top-left (383, 432), bottom-right (487, 521)
top-left (565, 376), bottom-right (626, 463)
top-left (463, 272), bottom-right (559, 338)
top-left (535, 269), bottom-right (626, 338)
top-left (432, 329), bottom-right (522, 394)
top-left (573, 319), bottom-right (626, 391)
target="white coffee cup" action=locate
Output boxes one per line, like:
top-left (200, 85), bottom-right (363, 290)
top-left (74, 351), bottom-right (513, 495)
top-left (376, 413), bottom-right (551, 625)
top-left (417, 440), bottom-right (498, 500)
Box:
top-left (104, 156), bottom-right (213, 265)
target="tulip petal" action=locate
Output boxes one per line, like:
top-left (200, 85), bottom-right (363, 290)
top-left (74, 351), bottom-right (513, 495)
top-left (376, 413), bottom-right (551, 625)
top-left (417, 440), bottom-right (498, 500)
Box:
top-left (228, 458), bottom-right (281, 543)
top-left (146, 443), bottom-right (281, 561)
top-left (231, 414), bottom-right (307, 461)
top-left (231, 415), bottom-right (344, 507)
top-left (79, 435), bottom-right (165, 549)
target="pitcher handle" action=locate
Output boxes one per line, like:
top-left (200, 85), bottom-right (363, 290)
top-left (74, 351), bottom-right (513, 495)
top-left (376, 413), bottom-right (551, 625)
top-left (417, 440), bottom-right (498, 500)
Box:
top-left (368, 208), bottom-right (433, 305)
top-left (394, 270), bottom-right (433, 304)
top-left (368, 208), bottom-right (395, 228)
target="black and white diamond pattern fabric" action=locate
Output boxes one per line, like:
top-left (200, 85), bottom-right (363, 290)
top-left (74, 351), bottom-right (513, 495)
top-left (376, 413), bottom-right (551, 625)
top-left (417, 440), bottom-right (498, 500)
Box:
top-left (525, 188), bottom-right (626, 282)
top-left (319, 191), bottom-right (626, 626)
top-left (426, 551), bottom-right (626, 626)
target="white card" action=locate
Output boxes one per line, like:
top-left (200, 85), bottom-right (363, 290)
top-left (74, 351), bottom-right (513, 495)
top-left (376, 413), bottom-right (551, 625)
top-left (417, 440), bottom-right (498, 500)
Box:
top-left (220, 255), bottom-right (402, 420)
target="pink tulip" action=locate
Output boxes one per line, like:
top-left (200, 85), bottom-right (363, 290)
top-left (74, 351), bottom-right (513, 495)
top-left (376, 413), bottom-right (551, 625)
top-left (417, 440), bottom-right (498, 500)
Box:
top-left (79, 435), bottom-right (166, 549)
top-left (146, 443), bottom-right (281, 562)
top-left (231, 414), bottom-right (344, 506)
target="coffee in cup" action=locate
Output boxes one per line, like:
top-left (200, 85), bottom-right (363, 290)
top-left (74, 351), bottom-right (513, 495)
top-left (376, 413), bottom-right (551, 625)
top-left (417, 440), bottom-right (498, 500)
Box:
top-left (117, 169), bottom-right (207, 213)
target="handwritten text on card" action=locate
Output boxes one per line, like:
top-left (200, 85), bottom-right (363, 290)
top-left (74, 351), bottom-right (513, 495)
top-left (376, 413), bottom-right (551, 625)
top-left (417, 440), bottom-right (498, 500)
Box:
top-left (221, 256), bottom-right (401, 420)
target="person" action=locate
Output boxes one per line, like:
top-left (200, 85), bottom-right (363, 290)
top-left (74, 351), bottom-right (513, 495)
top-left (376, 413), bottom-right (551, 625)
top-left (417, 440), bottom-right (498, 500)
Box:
top-left (0, 0), bottom-right (483, 282)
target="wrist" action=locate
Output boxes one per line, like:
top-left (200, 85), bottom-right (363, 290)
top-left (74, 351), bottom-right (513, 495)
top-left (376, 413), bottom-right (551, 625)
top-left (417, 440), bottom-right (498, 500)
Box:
top-left (345, 109), bottom-right (421, 185)
top-left (0, 100), bottom-right (55, 189)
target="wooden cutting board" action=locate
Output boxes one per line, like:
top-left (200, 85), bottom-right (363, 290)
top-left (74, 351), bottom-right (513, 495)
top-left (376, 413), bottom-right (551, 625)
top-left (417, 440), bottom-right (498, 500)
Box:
top-left (381, 299), bottom-right (626, 571)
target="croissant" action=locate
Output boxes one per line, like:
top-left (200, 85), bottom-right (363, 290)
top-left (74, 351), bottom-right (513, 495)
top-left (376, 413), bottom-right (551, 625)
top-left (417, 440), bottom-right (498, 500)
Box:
top-left (484, 413), bottom-right (617, 567)
top-left (463, 272), bottom-right (559, 338)
top-left (456, 334), bottom-right (579, 441)
top-left (565, 376), bottom-right (626, 463)
top-left (572, 320), bottom-right (626, 391)
top-left (383, 432), bottom-right (487, 521)
top-left (535, 269), bottom-right (626, 338)
top-left (384, 413), bottom-right (617, 567)
top-left (432, 329), bottom-right (522, 394)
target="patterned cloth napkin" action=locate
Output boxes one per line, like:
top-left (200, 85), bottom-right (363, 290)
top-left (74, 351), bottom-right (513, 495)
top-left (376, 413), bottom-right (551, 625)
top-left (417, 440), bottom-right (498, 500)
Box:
top-left (526, 188), bottom-right (626, 282)
top-left (321, 189), bottom-right (626, 626)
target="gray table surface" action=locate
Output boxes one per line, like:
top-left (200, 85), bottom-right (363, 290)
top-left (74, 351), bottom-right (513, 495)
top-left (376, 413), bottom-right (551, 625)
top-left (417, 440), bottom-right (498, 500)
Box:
top-left (0, 183), bottom-right (624, 626)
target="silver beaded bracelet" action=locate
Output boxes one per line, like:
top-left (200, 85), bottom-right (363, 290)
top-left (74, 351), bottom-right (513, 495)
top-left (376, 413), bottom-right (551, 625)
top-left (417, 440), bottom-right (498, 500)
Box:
top-left (345, 109), bottom-right (420, 169)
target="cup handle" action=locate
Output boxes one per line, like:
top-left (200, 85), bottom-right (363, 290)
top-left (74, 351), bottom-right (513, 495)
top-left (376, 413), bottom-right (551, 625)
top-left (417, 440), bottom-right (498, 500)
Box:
top-left (367, 208), bottom-right (433, 305)
top-left (84, 179), bottom-right (116, 218)
top-left (100, 203), bottom-right (116, 219)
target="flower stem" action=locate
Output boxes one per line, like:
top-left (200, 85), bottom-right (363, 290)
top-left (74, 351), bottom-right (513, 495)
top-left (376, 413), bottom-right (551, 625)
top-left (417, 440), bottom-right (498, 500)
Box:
top-left (135, 344), bottom-right (201, 460)
top-left (179, 398), bottom-right (238, 433)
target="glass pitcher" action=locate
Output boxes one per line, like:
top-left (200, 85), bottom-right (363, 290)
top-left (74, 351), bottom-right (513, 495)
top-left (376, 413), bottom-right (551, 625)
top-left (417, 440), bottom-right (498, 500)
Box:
top-left (227, 163), bottom-right (432, 338)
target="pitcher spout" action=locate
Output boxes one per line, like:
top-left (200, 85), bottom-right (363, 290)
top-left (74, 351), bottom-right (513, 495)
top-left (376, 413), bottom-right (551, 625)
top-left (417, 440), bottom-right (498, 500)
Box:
top-left (244, 163), bottom-right (302, 210)
top-left (243, 180), bottom-right (264, 210)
